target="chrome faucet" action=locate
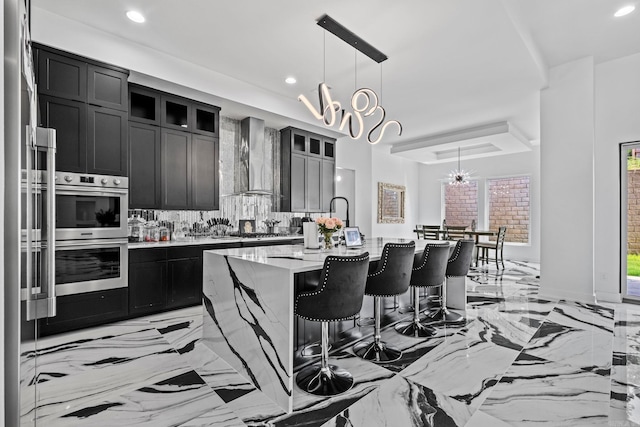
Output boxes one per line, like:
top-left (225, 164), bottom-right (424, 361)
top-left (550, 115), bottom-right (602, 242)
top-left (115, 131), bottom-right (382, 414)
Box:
top-left (329, 196), bottom-right (350, 227)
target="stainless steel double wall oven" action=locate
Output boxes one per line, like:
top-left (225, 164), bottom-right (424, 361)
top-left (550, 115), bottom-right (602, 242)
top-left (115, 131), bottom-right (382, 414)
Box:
top-left (53, 171), bottom-right (129, 296)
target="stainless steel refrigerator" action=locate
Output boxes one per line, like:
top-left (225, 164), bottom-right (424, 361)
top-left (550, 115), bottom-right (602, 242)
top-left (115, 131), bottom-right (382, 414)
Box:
top-left (4, 0), bottom-right (57, 425)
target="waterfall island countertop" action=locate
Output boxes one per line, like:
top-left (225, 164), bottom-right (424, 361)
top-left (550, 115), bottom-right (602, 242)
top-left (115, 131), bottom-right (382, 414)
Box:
top-left (201, 237), bottom-right (446, 413)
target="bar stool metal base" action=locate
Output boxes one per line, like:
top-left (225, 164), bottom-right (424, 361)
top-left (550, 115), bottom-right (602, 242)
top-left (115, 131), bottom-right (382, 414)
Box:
top-left (398, 287), bottom-right (417, 314)
top-left (353, 340), bottom-right (402, 362)
top-left (395, 286), bottom-right (437, 338)
top-left (423, 307), bottom-right (466, 324)
top-left (357, 316), bottom-right (375, 327)
top-left (394, 319), bottom-right (437, 337)
top-left (295, 364), bottom-right (354, 396)
top-left (300, 343), bottom-right (331, 357)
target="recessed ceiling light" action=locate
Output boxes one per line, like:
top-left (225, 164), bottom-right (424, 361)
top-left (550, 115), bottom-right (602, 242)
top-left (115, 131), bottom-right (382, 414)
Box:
top-left (126, 10), bottom-right (145, 23)
top-left (285, 76), bottom-right (297, 85)
top-left (614, 5), bottom-right (635, 17)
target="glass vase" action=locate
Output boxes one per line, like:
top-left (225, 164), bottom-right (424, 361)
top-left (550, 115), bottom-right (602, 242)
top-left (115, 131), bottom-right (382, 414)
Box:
top-left (323, 232), bottom-right (334, 250)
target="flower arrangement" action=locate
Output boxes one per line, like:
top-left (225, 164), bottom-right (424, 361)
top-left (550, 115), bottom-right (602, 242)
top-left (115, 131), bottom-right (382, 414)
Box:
top-left (316, 217), bottom-right (343, 249)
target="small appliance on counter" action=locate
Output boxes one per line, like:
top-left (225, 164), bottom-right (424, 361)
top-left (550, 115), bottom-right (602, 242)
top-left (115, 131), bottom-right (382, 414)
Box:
top-left (128, 215), bottom-right (145, 242)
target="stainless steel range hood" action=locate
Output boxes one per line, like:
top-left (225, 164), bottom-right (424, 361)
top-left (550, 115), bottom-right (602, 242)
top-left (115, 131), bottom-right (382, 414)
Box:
top-left (235, 117), bottom-right (272, 195)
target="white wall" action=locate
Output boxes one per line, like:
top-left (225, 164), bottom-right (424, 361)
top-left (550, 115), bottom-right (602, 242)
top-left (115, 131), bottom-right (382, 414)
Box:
top-left (417, 148), bottom-right (540, 262)
top-left (335, 136), bottom-right (373, 237)
top-left (537, 52), bottom-right (640, 304)
top-left (594, 52), bottom-right (640, 302)
top-left (371, 148), bottom-right (420, 239)
top-left (540, 57), bottom-right (595, 303)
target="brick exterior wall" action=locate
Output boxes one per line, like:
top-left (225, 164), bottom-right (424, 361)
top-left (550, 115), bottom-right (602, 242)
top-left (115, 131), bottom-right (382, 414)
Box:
top-left (488, 177), bottom-right (529, 243)
top-left (628, 169), bottom-right (640, 254)
top-left (444, 181), bottom-right (478, 227)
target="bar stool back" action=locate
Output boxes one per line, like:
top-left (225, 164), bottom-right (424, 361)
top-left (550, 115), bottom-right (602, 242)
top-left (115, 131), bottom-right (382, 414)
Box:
top-left (353, 242), bottom-right (415, 362)
top-left (424, 239), bottom-right (474, 324)
top-left (295, 252), bottom-right (370, 396)
top-left (395, 243), bottom-right (450, 337)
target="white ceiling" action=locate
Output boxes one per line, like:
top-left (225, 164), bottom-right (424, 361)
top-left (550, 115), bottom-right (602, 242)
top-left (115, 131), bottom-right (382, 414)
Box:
top-left (31, 0), bottom-right (640, 164)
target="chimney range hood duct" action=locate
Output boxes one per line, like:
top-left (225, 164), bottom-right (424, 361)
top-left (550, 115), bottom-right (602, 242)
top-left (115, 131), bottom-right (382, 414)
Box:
top-left (235, 117), bottom-right (272, 195)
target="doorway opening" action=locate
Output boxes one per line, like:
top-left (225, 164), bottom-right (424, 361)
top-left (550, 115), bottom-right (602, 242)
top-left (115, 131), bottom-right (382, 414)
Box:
top-left (621, 141), bottom-right (640, 300)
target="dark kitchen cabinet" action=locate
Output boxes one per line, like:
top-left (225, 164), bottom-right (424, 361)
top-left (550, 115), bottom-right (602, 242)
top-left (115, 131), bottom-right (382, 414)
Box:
top-left (37, 49), bottom-right (87, 102)
top-left (39, 288), bottom-right (128, 336)
top-left (280, 127), bottom-right (336, 212)
top-left (128, 84), bottom-right (220, 210)
top-left (128, 122), bottom-right (162, 209)
top-left (129, 248), bottom-right (168, 315)
top-left (160, 94), bottom-right (220, 138)
top-left (87, 105), bottom-right (128, 176)
top-left (191, 134), bottom-right (219, 210)
top-left (167, 247), bottom-right (202, 309)
top-left (161, 128), bottom-right (191, 209)
top-left (35, 44), bottom-right (130, 176)
top-left (191, 102), bottom-right (220, 137)
top-left (321, 158), bottom-right (335, 212)
top-left (88, 65), bottom-right (128, 111)
top-left (161, 94), bottom-right (190, 131)
top-left (290, 154), bottom-right (306, 212)
top-left (160, 128), bottom-right (219, 211)
top-left (38, 95), bottom-right (87, 173)
top-left (129, 84), bottom-right (161, 126)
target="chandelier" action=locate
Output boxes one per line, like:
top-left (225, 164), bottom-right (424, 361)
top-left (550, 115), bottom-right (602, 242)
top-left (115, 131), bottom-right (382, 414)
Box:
top-left (448, 147), bottom-right (472, 186)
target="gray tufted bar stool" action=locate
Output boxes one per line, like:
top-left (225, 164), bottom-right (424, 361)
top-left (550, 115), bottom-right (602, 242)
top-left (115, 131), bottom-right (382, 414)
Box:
top-left (353, 242), bottom-right (415, 362)
top-left (295, 252), bottom-right (370, 396)
top-left (424, 239), bottom-right (474, 325)
top-left (395, 243), bottom-right (450, 338)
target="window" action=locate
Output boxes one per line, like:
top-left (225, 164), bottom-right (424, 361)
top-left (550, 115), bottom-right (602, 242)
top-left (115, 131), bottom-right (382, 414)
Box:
top-left (444, 181), bottom-right (478, 227)
top-left (487, 176), bottom-right (530, 243)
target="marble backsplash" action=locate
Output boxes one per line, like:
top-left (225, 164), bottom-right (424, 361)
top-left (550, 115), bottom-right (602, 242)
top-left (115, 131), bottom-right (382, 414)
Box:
top-left (128, 116), bottom-right (330, 234)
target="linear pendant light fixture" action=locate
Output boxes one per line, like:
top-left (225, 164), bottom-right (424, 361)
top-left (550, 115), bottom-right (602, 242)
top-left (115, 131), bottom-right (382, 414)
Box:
top-left (298, 14), bottom-right (402, 145)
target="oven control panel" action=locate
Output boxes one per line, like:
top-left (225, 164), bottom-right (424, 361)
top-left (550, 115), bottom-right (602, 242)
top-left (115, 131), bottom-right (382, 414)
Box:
top-left (56, 172), bottom-right (128, 189)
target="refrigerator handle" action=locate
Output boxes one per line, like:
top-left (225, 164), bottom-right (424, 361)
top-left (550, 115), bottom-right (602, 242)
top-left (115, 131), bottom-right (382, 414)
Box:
top-left (25, 127), bottom-right (57, 320)
top-left (43, 127), bottom-right (56, 318)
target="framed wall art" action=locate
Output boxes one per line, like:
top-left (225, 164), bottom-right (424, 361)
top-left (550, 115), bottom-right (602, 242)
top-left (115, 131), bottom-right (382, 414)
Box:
top-left (377, 182), bottom-right (405, 224)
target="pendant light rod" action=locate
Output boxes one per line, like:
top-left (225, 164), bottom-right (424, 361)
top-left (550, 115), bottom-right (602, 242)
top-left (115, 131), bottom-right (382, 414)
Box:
top-left (317, 14), bottom-right (388, 63)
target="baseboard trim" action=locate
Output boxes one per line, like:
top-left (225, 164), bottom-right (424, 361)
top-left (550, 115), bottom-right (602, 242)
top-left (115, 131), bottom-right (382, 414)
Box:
top-left (538, 288), bottom-right (597, 304)
top-left (595, 290), bottom-right (622, 304)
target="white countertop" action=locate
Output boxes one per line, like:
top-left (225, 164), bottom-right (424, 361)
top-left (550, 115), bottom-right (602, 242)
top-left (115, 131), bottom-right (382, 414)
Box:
top-left (203, 237), bottom-right (448, 273)
top-left (128, 235), bottom-right (303, 249)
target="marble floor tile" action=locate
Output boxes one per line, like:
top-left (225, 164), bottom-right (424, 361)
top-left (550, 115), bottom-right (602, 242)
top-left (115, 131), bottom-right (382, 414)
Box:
top-left (185, 342), bottom-right (256, 403)
top-left (146, 305), bottom-right (204, 353)
top-left (22, 322), bottom-right (193, 422)
top-left (46, 370), bottom-right (221, 427)
top-left (546, 300), bottom-right (615, 334)
top-left (178, 408), bottom-right (247, 427)
top-left (400, 323), bottom-right (521, 421)
top-left (522, 320), bottom-right (613, 374)
top-left (224, 389), bottom-right (286, 426)
top-left (319, 374), bottom-right (473, 427)
top-left (479, 356), bottom-right (611, 426)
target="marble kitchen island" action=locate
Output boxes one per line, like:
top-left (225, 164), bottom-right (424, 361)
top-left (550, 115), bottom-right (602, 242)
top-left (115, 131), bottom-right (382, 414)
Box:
top-left (201, 237), bottom-right (442, 413)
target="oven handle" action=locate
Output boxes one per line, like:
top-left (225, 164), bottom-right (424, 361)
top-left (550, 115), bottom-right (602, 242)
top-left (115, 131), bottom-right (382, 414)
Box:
top-left (55, 186), bottom-right (128, 196)
top-left (55, 238), bottom-right (129, 249)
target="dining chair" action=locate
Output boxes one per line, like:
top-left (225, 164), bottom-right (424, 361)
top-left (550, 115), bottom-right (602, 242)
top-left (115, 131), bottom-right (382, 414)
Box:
top-left (444, 225), bottom-right (467, 240)
top-left (422, 225), bottom-right (441, 240)
top-left (476, 226), bottom-right (507, 269)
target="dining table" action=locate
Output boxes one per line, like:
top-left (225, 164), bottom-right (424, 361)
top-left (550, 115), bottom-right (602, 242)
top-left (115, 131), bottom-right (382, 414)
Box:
top-left (413, 228), bottom-right (498, 265)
